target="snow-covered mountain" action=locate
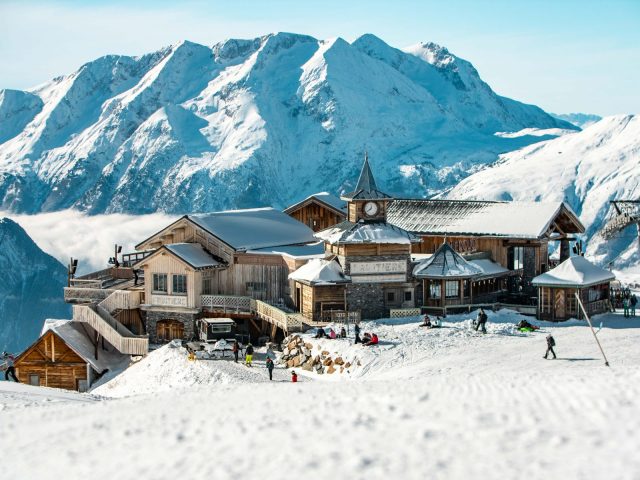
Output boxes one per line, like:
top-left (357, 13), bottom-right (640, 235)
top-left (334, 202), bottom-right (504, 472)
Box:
top-left (0, 33), bottom-right (574, 214)
top-left (551, 112), bottom-right (602, 129)
top-left (446, 115), bottom-right (640, 275)
top-left (0, 218), bottom-right (70, 353)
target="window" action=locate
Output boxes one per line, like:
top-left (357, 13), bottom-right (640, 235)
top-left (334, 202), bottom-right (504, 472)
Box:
top-left (172, 274), bottom-right (187, 295)
top-left (445, 281), bottom-right (459, 298)
top-left (29, 375), bottom-right (39, 386)
top-left (202, 278), bottom-right (213, 295)
top-left (153, 273), bottom-right (168, 293)
top-left (387, 292), bottom-right (395, 302)
top-left (404, 291), bottom-right (412, 301)
top-left (429, 281), bottom-right (441, 298)
top-left (509, 246), bottom-right (524, 270)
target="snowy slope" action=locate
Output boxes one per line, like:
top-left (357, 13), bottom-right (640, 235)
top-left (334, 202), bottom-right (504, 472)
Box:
top-left (0, 33), bottom-right (574, 214)
top-left (2, 310), bottom-right (640, 479)
top-left (0, 218), bottom-right (70, 353)
top-left (446, 115), bottom-right (640, 276)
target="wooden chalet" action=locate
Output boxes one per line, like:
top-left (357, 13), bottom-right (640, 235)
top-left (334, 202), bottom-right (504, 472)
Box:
top-left (284, 192), bottom-right (347, 232)
top-left (14, 320), bottom-right (129, 391)
top-left (289, 154), bottom-right (421, 320)
top-left (532, 256), bottom-right (615, 321)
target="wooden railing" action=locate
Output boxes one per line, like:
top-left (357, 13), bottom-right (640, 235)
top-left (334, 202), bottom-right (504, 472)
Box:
top-left (201, 294), bottom-right (253, 313)
top-left (201, 295), bottom-right (303, 333)
top-left (99, 290), bottom-right (142, 312)
top-left (73, 304), bottom-right (148, 355)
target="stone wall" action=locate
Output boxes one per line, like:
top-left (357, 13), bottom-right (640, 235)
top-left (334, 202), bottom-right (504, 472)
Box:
top-left (142, 310), bottom-right (199, 343)
top-left (346, 282), bottom-right (387, 320)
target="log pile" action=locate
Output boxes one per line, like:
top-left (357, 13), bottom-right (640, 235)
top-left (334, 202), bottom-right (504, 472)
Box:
top-left (279, 335), bottom-right (357, 375)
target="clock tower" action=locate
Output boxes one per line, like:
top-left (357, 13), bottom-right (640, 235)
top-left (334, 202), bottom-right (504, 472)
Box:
top-left (341, 153), bottom-right (393, 222)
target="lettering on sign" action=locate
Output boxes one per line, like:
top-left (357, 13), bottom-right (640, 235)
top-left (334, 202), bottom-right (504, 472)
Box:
top-left (351, 274), bottom-right (407, 284)
top-left (151, 295), bottom-right (188, 307)
top-left (350, 261), bottom-right (406, 275)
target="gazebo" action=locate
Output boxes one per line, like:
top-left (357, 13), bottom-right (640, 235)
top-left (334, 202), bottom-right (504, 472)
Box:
top-left (413, 243), bottom-right (483, 309)
top-left (532, 255), bottom-right (615, 321)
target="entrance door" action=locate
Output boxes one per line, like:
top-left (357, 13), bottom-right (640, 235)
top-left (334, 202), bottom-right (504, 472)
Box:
top-left (554, 290), bottom-right (565, 320)
top-left (157, 319), bottom-right (185, 342)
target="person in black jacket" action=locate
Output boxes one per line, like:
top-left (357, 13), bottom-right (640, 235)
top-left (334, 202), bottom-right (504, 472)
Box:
top-left (354, 322), bottom-right (362, 344)
top-left (475, 309), bottom-right (488, 334)
top-left (245, 343), bottom-right (254, 367)
top-left (266, 357), bottom-right (274, 380)
top-left (544, 335), bottom-right (557, 359)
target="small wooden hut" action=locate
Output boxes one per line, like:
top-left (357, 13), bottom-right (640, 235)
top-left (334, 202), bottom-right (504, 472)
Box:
top-left (532, 256), bottom-right (615, 321)
top-left (14, 321), bottom-right (129, 391)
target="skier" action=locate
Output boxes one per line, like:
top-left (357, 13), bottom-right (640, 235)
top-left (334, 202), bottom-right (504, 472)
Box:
top-left (630, 294), bottom-right (637, 317)
top-left (623, 297), bottom-right (630, 318)
top-left (354, 322), bottom-right (362, 345)
top-left (475, 308), bottom-right (488, 334)
top-left (2, 352), bottom-right (19, 382)
top-left (266, 357), bottom-right (274, 381)
top-left (245, 343), bottom-right (254, 367)
top-left (544, 334), bottom-right (557, 359)
top-left (291, 370), bottom-right (298, 383)
top-left (232, 340), bottom-right (240, 363)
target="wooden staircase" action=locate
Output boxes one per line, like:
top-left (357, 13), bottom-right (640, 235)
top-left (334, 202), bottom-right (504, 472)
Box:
top-left (73, 290), bottom-right (148, 355)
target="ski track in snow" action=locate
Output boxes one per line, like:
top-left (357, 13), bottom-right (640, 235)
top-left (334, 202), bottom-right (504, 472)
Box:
top-left (2, 309), bottom-right (640, 479)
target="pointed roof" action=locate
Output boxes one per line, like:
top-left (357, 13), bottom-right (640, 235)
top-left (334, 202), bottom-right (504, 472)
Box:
top-left (413, 243), bottom-right (483, 279)
top-left (532, 256), bottom-right (615, 288)
top-left (342, 153), bottom-right (393, 201)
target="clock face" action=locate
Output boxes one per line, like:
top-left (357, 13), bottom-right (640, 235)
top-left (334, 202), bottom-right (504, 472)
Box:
top-left (363, 201), bottom-right (379, 217)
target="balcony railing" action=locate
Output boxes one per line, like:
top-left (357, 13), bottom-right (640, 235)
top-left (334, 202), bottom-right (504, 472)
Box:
top-left (201, 295), bottom-right (303, 332)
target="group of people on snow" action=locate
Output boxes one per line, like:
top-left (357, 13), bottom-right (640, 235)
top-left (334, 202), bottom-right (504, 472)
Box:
top-left (315, 327), bottom-right (347, 339)
top-left (622, 293), bottom-right (637, 318)
top-left (420, 314), bottom-right (442, 328)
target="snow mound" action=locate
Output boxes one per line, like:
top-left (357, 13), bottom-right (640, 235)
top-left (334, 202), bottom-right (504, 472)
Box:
top-left (93, 344), bottom-right (240, 398)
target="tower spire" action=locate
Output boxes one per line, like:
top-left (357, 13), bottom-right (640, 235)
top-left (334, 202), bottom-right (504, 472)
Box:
top-left (341, 151), bottom-right (392, 201)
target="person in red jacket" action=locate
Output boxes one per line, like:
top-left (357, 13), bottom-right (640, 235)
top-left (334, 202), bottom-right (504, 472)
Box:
top-left (363, 333), bottom-right (379, 346)
top-left (291, 370), bottom-right (298, 382)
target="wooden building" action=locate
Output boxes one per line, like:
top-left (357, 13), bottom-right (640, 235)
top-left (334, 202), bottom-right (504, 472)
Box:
top-left (14, 320), bottom-right (129, 391)
top-left (387, 199), bottom-right (585, 298)
top-left (532, 256), bottom-right (615, 321)
top-left (284, 192), bottom-right (347, 232)
top-left (413, 243), bottom-right (513, 310)
top-left (290, 155), bottom-right (421, 320)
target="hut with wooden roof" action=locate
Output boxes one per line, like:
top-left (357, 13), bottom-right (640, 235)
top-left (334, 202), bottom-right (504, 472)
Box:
top-left (532, 256), bottom-right (615, 321)
top-left (284, 192), bottom-right (347, 232)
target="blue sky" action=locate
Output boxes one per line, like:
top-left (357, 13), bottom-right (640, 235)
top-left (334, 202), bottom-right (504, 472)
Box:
top-left (0, 0), bottom-right (638, 116)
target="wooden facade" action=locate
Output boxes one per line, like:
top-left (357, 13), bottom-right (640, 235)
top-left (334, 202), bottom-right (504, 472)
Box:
top-left (293, 282), bottom-right (346, 321)
top-left (287, 200), bottom-right (345, 232)
top-left (15, 330), bottom-right (90, 391)
top-left (538, 284), bottom-right (611, 321)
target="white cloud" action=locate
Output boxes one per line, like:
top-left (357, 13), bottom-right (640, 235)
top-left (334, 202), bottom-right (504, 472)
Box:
top-left (3, 209), bottom-right (178, 273)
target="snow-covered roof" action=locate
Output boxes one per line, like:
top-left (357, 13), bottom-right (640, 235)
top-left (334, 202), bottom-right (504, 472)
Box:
top-left (188, 207), bottom-right (317, 251)
top-left (532, 256), bottom-right (615, 288)
top-left (413, 243), bottom-right (483, 278)
top-left (41, 320), bottom-right (129, 373)
top-left (289, 258), bottom-right (350, 285)
top-left (315, 221), bottom-right (420, 245)
top-left (284, 192), bottom-right (347, 215)
top-left (468, 259), bottom-right (511, 279)
top-left (388, 200), bottom-right (584, 238)
top-left (201, 318), bottom-right (236, 325)
top-left (164, 243), bottom-right (223, 269)
top-left (248, 242), bottom-right (325, 259)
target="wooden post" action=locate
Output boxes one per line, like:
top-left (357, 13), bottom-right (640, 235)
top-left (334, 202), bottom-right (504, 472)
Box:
top-left (575, 292), bottom-right (610, 367)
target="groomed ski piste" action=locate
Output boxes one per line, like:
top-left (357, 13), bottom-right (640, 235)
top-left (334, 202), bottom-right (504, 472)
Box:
top-left (2, 308), bottom-right (640, 480)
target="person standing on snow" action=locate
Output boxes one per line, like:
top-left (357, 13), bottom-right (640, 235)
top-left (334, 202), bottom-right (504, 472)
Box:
top-left (354, 322), bottom-right (362, 344)
top-left (630, 294), bottom-right (637, 317)
top-left (2, 352), bottom-right (19, 382)
top-left (544, 335), bottom-right (557, 359)
top-left (623, 297), bottom-right (630, 318)
top-left (232, 340), bottom-right (240, 363)
top-left (475, 308), bottom-right (488, 334)
top-left (266, 357), bottom-right (274, 381)
top-left (291, 370), bottom-right (298, 383)
top-left (245, 343), bottom-right (254, 367)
